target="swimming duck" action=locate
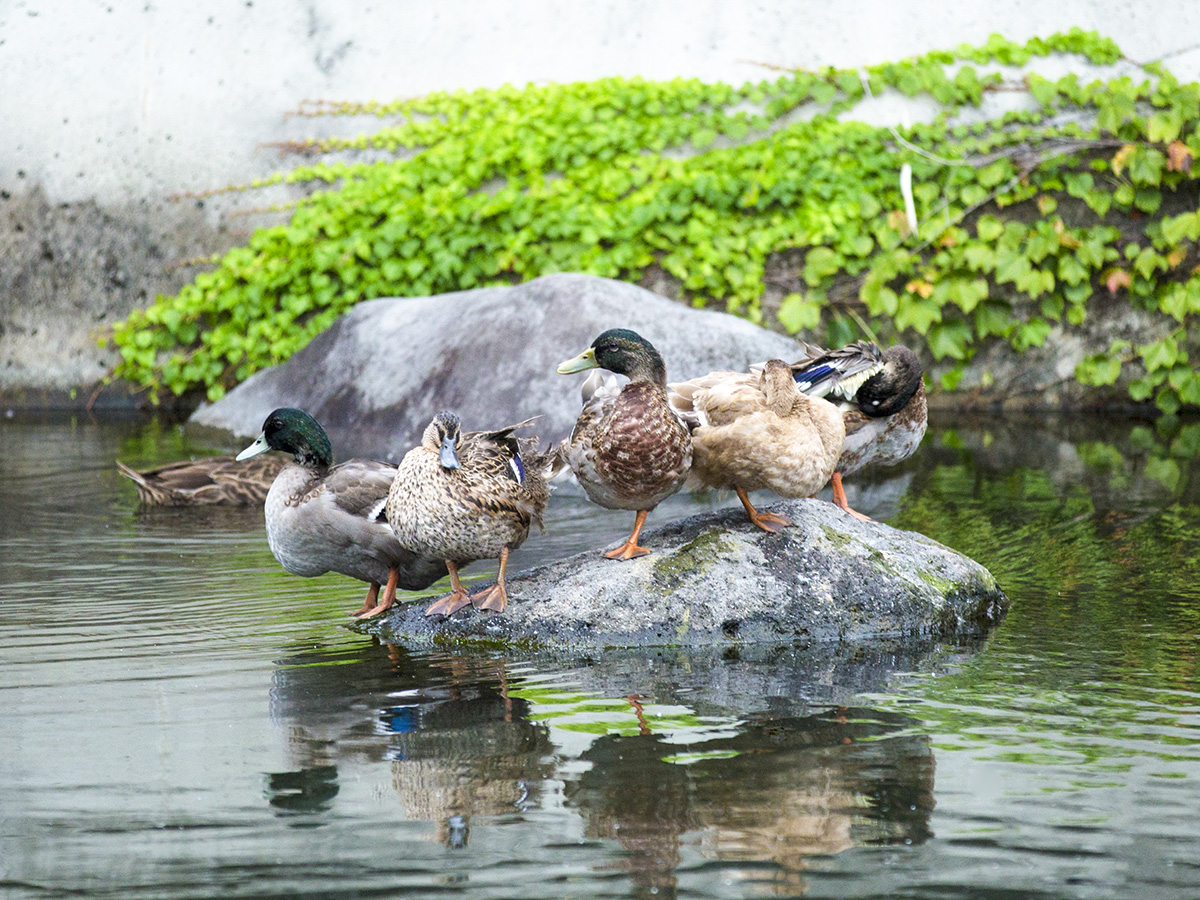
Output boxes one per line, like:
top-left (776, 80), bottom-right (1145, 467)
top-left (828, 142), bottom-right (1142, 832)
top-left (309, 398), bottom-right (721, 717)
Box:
top-left (386, 411), bottom-right (550, 616)
top-left (789, 341), bottom-right (927, 521)
top-left (117, 453), bottom-right (284, 506)
top-left (556, 328), bottom-right (692, 560)
top-left (667, 359), bottom-right (845, 532)
top-left (236, 407), bottom-right (447, 617)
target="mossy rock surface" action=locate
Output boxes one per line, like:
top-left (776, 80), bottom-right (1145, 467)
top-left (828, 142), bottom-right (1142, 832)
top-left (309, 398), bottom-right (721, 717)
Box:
top-left (356, 498), bottom-right (1008, 650)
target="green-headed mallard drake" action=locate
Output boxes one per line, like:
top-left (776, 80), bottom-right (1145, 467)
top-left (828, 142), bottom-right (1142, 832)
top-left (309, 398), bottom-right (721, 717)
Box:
top-left (667, 359), bottom-right (845, 532)
top-left (789, 341), bottom-right (927, 521)
top-left (386, 411), bottom-right (549, 617)
top-left (116, 453), bottom-right (285, 506)
top-left (556, 328), bottom-right (692, 560)
top-left (236, 407), bottom-right (447, 617)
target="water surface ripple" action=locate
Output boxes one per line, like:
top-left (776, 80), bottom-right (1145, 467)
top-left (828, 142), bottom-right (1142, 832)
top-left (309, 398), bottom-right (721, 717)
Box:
top-left (2, 413), bottom-right (1199, 899)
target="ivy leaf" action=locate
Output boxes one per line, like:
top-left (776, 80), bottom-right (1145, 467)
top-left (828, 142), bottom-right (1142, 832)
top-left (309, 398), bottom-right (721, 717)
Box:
top-left (1160, 282), bottom-right (1200, 321)
top-left (974, 301), bottom-right (1012, 338)
top-left (1011, 317), bottom-right (1053, 352)
top-left (1103, 267), bottom-right (1131, 294)
top-left (894, 296), bottom-right (942, 332)
top-left (1111, 144), bottom-right (1136, 176)
top-left (1140, 336), bottom-right (1180, 372)
top-left (803, 247), bottom-right (843, 285)
top-left (994, 248), bottom-right (1031, 285)
top-left (1057, 254), bottom-right (1089, 286)
top-left (963, 243), bottom-right (995, 272)
top-left (1167, 140), bottom-right (1194, 173)
top-left (1144, 456), bottom-right (1182, 489)
top-left (1147, 111), bottom-right (1182, 144)
top-left (927, 319), bottom-right (972, 360)
top-left (976, 215), bottom-right (1004, 241)
top-left (937, 277), bottom-right (989, 313)
top-left (777, 293), bottom-right (823, 333)
top-left (1075, 354), bottom-right (1122, 386)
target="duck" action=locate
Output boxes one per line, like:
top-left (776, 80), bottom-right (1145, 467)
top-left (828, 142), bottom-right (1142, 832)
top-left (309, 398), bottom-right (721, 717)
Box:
top-left (788, 341), bottom-right (927, 521)
top-left (386, 411), bottom-right (550, 616)
top-left (556, 328), bottom-right (692, 560)
top-left (116, 453), bottom-right (285, 506)
top-left (667, 359), bottom-right (845, 532)
top-left (236, 407), bottom-right (447, 617)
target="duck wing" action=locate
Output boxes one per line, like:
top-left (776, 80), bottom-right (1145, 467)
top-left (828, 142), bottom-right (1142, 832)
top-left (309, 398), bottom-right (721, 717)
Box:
top-left (789, 340), bottom-right (884, 401)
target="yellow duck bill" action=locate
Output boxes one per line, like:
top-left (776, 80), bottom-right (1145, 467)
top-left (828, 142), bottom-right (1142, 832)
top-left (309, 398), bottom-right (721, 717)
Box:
top-left (556, 347), bottom-right (598, 374)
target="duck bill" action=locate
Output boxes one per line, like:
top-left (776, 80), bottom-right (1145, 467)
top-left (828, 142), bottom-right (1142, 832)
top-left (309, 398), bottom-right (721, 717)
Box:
top-left (556, 347), bottom-right (598, 374)
top-left (236, 432), bottom-right (270, 461)
top-left (439, 435), bottom-right (461, 470)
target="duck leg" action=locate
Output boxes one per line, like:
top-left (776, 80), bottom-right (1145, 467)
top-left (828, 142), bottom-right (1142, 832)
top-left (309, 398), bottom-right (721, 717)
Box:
top-left (425, 561), bottom-right (472, 617)
top-left (830, 472), bottom-right (872, 522)
top-left (604, 509), bottom-right (652, 560)
top-left (353, 567), bottom-right (401, 619)
top-left (736, 487), bottom-right (792, 533)
top-left (350, 582), bottom-right (381, 617)
top-left (469, 546), bottom-right (510, 613)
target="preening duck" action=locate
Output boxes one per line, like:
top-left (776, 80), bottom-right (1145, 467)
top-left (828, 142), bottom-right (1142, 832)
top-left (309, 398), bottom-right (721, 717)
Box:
top-left (668, 359), bottom-right (845, 532)
top-left (789, 341), bottom-right (927, 521)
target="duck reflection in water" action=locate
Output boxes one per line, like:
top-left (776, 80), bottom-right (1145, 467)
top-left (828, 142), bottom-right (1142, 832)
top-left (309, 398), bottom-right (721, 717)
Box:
top-left (266, 640), bottom-right (553, 847)
top-left (564, 703), bottom-right (934, 897)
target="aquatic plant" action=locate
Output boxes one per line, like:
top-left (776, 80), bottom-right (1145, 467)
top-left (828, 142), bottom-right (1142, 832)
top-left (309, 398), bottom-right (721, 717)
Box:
top-left (108, 30), bottom-right (1200, 412)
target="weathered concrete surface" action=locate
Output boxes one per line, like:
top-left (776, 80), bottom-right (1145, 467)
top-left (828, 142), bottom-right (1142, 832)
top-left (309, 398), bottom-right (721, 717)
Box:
top-left (189, 273), bottom-right (801, 460)
top-left (354, 498), bottom-right (1008, 650)
top-left (0, 187), bottom-right (235, 406)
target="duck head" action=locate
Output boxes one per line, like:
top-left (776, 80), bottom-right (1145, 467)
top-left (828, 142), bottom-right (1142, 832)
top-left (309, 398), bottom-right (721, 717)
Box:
top-left (237, 408), bottom-right (334, 468)
top-left (556, 328), bottom-right (667, 385)
top-left (856, 346), bottom-right (923, 417)
top-left (422, 410), bottom-right (462, 470)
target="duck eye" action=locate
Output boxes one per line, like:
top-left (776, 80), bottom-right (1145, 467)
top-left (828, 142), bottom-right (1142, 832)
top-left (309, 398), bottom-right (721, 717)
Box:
top-left (872, 400), bottom-right (881, 406)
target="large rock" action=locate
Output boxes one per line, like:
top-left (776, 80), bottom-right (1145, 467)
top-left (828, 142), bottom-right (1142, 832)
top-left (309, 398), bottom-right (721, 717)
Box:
top-left (355, 498), bottom-right (1008, 650)
top-left (189, 273), bottom-right (800, 460)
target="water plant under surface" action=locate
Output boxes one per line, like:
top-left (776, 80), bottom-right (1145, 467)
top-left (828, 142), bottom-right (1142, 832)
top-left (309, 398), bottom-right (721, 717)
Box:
top-left (108, 30), bottom-right (1200, 413)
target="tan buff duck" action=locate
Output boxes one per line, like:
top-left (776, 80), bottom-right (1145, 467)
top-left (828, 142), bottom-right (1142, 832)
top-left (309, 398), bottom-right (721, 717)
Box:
top-left (668, 359), bottom-right (845, 531)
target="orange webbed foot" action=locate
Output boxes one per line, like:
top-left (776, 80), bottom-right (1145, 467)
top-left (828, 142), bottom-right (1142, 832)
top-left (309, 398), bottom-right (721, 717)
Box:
top-left (748, 509), bottom-right (793, 533)
top-left (469, 582), bottom-right (508, 613)
top-left (425, 589), bottom-right (472, 617)
top-left (603, 541), bottom-right (652, 560)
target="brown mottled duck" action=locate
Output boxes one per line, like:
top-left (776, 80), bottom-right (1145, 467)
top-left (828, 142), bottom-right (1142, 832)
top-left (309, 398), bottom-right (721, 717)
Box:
top-left (556, 328), bottom-right (692, 560)
top-left (386, 411), bottom-right (549, 617)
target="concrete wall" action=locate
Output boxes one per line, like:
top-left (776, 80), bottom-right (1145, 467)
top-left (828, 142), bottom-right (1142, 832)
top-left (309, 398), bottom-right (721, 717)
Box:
top-left (6, 0), bottom-right (1200, 204)
top-left (2, 0), bottom-right (1199, 401)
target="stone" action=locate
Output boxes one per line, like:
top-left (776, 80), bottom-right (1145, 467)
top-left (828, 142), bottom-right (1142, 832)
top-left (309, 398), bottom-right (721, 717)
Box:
top-left (188, 273), bottom-right (801, 461)
top-left (353, 498), bottom-right (1008, 650)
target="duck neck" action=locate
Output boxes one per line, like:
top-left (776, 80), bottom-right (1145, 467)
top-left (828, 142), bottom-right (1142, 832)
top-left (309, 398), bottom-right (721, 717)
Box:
top-left (625, 356), bottom-right (668, 391)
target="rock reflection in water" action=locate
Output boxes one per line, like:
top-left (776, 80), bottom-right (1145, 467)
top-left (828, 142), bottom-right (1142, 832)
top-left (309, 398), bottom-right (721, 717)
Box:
top-left (565, 705), bottom-right (932, 897)
top-left (267, 637), bottom-right (943, 885)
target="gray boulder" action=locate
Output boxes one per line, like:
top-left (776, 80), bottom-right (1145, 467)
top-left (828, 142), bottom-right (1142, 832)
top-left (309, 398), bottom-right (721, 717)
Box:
top-left (189, 273), bottom-right (800, 460)
top-left (354, 499), bottom-right (1008, 650)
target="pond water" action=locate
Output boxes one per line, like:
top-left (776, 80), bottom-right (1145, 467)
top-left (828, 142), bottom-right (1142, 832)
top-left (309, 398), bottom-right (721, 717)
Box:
top-left (2, 411), bottom-right (1199, 899)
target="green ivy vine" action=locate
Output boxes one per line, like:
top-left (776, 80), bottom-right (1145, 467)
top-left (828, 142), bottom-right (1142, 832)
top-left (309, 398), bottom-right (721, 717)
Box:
top-left (108, 29), bottom-right (1200, 412)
